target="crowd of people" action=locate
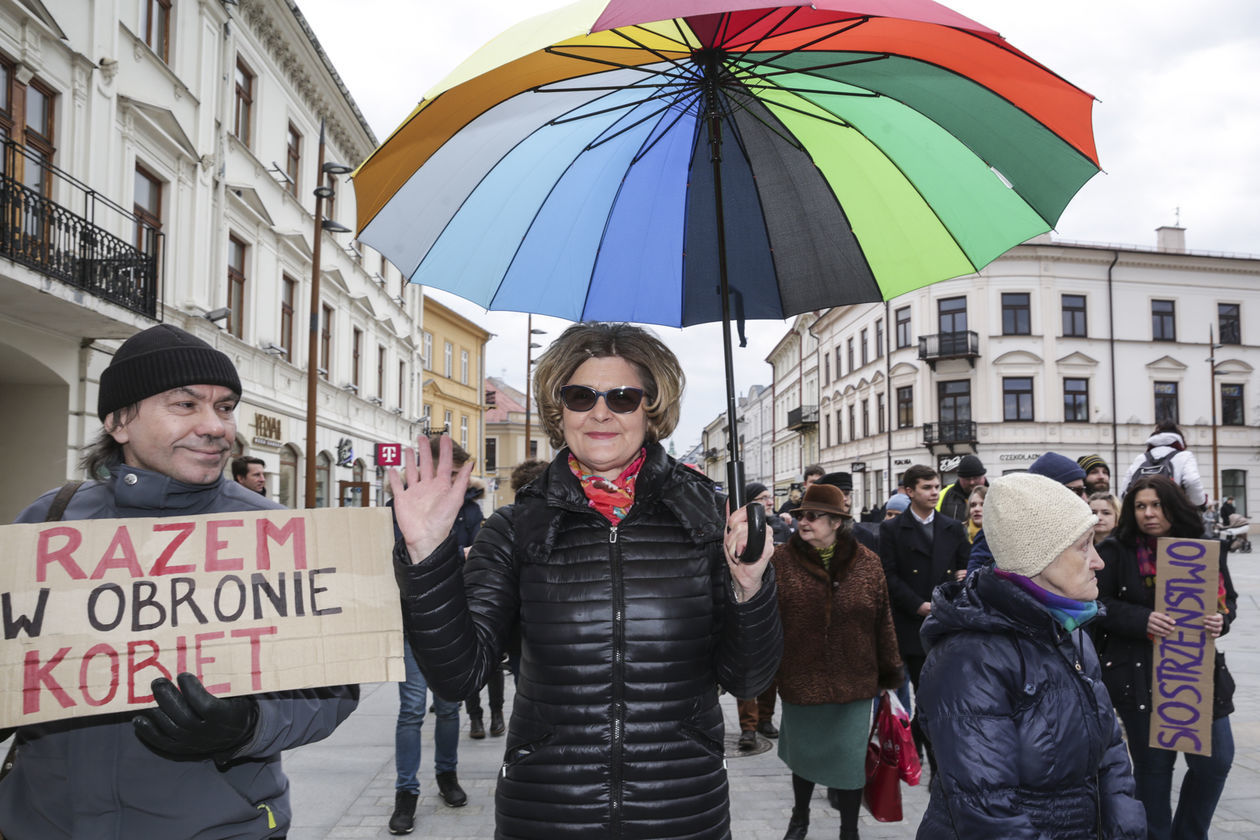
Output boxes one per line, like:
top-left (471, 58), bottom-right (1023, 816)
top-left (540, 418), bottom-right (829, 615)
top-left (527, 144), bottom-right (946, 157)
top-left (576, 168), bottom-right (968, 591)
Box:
top-left (0, 320), bottom-right (1242, 840)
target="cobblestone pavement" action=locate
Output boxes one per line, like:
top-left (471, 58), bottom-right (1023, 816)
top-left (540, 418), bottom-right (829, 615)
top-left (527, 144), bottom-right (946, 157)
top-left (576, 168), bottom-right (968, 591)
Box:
top-left (287, 552), bottom-right (1260, 839)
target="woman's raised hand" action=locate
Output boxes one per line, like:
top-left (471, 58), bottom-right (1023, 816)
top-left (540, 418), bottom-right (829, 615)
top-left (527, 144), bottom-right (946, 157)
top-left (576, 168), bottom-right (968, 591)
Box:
top-left (387, 434), bottom-right (475, 564)
top-left (723, 503), bottom-right (774, 602)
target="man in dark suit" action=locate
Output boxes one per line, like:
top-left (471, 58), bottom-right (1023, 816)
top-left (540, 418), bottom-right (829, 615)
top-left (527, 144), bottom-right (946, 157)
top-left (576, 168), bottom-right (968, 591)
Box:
top-left (879, 464), bottom-right (970, 761)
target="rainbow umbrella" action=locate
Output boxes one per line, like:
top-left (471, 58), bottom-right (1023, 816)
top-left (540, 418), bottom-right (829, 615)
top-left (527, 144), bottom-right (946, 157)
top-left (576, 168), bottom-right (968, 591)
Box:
top-left (353, 0), bottom-right (1099, 509)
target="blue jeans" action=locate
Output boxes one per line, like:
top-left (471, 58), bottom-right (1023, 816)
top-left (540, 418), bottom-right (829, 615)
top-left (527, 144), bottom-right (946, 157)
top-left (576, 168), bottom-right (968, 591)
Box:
top-left (1119, 709), bottom-right (1234, 840)
top-left (395, 643), bottom-right (460, 792)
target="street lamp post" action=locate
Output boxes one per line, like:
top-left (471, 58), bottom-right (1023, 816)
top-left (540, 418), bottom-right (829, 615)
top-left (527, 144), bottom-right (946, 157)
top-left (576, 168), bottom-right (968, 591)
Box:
top-left (303, 120), bottom-right (353, 509)
top-left (523, 315), bottom-right (546, 460)
top-left (1208, 324), bottom-right (1222, 503)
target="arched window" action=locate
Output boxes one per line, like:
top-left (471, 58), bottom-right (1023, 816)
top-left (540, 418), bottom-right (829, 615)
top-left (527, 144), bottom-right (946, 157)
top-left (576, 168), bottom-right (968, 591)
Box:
top-left (316, 451), bottom-right (332, 508)
top-left (279, 444), bottom-right (299, 508)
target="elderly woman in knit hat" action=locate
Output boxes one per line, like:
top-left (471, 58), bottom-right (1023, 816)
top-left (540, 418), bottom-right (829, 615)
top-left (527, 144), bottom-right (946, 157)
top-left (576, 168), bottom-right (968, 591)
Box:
top-left (915, 473), bottom-right (1145, 840)
top-left (774, 484), bottom-right (903, 840)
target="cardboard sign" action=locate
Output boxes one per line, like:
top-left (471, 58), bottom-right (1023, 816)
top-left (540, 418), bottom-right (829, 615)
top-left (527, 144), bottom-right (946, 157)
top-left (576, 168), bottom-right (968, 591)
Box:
top-left (0, 507), bottom-right (405, 728)
top-left (1149, 537), bottom-right (1219, 756)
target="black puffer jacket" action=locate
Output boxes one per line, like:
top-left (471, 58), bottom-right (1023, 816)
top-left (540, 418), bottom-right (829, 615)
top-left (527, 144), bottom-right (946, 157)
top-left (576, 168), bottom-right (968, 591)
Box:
top-left (396, 443), bottom-right (783, 839)
top-left (915, 570), bottom-right (1145, 840)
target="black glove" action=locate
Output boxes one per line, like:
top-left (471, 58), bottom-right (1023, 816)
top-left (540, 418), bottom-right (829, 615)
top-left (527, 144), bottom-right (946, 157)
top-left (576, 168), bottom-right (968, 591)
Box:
top-left (133, 672), bottom-right (258, 761)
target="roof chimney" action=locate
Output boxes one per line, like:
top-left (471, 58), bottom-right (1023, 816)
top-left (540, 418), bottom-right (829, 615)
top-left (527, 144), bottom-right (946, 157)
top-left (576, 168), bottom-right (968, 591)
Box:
top-left (1156, 225), bottom-right (1186, 253)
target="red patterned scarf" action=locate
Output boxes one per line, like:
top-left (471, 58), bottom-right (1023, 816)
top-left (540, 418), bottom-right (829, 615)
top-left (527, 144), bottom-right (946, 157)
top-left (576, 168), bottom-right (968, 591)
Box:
top-left (569, 449), bottom-right (646, 524)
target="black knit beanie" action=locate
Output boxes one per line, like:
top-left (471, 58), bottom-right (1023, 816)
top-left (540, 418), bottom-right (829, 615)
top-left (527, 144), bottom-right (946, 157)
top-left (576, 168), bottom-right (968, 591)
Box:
top-left (98, 324), bottom-right (241, 420)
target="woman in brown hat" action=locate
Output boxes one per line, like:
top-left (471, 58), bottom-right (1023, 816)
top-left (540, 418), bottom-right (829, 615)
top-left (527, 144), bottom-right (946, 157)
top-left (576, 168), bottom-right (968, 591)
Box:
top-left (774, 484), bottom-right (904, 840)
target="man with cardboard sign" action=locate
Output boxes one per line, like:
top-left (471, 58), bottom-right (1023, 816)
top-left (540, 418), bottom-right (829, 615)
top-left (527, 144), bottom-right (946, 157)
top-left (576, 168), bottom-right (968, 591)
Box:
top-left (0, 324), bottom-right (392, 840)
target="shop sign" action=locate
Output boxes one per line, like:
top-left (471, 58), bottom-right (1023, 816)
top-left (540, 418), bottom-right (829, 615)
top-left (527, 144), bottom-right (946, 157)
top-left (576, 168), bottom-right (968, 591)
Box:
top-left (252, 412), bottom-right (283, 449)
top-left (336, 438), bottom-right (354, 467)
top-left (376, 443), bottom-right (403, 467)
top-left (851, 462), bottom-right (867, 473)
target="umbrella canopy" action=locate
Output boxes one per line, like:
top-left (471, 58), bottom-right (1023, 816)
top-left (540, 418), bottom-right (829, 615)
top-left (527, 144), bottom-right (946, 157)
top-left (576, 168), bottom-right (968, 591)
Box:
top-left (353, 0), bottom-right (1100, 329)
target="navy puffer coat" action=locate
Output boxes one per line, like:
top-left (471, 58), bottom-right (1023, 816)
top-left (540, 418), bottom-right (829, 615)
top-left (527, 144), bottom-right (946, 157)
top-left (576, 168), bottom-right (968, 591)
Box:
top-left (396, 443), bottom-right (783, 839)
top-left (915, 569), bottom-right (1145, 840)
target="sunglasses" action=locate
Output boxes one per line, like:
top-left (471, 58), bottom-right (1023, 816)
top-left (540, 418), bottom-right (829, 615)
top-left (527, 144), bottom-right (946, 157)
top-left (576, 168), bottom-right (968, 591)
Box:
top-left (1069, 485), bottom-right (1089, 498)
top-left (793, 510), bottom-right (830, 522)
top-left (559, 385), bottom-right (645, 414)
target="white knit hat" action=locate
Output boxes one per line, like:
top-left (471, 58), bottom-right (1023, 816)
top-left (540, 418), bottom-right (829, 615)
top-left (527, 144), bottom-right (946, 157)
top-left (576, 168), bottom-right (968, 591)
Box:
top-left (985, 473), bottom-right (1098, 578)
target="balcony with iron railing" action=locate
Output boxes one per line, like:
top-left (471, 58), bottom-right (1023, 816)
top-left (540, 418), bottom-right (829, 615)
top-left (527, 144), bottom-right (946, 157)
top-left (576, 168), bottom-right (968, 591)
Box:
top-left (786, 405), bottom-right (819, 431)
top-left (918, 330), bottom-right (980, 369)
top-left (922, 420), bottom-right (978, 448)
top-left (1, 140), bottom-right (162, 319)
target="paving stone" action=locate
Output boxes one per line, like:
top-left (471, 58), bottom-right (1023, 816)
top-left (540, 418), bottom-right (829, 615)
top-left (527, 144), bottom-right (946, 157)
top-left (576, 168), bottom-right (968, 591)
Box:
top-left (287, 555), bottom-right (1260, 838)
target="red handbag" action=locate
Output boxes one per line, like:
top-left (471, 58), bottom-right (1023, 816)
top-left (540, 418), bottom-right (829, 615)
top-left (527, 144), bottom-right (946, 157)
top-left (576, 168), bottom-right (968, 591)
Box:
top-left (885, 691), bottom-right (921, 786)
top-left (863, 692), bottom-right (904, 822)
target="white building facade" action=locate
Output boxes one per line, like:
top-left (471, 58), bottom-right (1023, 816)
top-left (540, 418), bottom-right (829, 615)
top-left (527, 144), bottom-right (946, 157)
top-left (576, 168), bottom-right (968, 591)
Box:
top-left (0, 0), bottom-right (425, 519)
top-left (737, 383), bottom-right (774, 489)
top-left (765, 314), bottom-right (820, 502)
top-left (749, 230), bottom-right (1260, 517)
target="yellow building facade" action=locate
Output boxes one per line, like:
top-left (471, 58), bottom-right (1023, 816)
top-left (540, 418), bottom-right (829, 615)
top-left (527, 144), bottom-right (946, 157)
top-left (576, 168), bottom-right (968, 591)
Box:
top-left (419, 296), bottom-right (491, 473)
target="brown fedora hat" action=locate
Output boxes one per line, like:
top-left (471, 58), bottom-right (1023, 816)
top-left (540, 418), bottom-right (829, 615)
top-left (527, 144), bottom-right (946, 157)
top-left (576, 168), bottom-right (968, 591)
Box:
top-left (794, 483), bottom-right (847, 517)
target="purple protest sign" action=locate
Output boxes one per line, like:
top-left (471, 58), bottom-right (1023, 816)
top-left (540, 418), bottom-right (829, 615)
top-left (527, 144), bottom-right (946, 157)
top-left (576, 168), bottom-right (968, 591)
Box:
top-left (1149, 537), bottom-right (1219, 756)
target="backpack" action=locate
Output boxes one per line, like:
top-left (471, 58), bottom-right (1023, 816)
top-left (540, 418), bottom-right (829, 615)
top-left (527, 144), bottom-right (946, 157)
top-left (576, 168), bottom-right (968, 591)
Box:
top-left (1136, 450), bottom-right (1177, 480)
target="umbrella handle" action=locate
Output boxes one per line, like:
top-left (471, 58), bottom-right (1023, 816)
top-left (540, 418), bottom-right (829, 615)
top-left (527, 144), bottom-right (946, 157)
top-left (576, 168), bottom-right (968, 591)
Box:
top-left (738, 502), bottom-right (766, 564)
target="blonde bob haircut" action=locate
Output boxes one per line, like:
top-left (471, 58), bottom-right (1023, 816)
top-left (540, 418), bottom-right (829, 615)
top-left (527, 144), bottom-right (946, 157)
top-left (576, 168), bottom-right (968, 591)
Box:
top-left (533, 322), bottom-right (684, 450)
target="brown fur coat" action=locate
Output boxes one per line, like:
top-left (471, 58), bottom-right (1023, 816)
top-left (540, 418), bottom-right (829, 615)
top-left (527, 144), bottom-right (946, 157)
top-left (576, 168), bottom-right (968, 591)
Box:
top-left (774, 531), bottom-right (903, 705)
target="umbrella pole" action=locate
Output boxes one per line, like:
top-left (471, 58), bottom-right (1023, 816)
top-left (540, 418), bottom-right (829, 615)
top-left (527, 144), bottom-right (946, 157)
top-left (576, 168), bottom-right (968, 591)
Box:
top-left (704, 66), bottom-right (745, 512)
top-left (705, 62), bottom-right (765, 564)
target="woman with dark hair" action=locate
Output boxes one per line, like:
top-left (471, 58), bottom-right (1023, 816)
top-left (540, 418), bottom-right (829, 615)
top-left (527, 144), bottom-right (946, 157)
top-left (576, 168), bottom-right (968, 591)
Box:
top-left (387, 322), bottom-right (782, 839)
top-left (1095, 475), bottom-right (1238, 840)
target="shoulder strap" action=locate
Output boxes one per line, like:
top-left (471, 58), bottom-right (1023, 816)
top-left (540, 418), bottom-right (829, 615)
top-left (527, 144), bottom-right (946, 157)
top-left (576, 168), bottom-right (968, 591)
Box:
top-left (44, 480), bottom-right (84, 522)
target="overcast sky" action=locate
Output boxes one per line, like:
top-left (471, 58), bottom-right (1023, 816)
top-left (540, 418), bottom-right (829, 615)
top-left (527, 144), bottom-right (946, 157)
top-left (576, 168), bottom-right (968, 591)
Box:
top-left (296, 0), bottom-right (1260, 454)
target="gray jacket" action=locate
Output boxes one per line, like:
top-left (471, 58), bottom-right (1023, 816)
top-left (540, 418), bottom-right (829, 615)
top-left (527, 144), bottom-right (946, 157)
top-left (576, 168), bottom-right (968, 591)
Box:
top-left (1, 465), bottom-right (360, 840)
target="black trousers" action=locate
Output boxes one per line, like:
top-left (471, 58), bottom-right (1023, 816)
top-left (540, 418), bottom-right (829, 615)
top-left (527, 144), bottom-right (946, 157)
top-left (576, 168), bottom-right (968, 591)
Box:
top-left (464, 666), bottom-right (504, 716)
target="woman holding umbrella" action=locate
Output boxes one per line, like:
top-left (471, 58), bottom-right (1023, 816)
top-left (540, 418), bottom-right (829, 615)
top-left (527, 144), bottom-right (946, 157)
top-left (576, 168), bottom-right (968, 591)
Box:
top-left (774, 482), bottom-right (903, 840)
top-left (388, 322), bottom-right (781, 840)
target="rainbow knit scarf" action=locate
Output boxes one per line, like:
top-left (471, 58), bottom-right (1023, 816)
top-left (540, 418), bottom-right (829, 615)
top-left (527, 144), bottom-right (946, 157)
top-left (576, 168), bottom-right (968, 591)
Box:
top-left (995, 568), bottom-right (1099, 631)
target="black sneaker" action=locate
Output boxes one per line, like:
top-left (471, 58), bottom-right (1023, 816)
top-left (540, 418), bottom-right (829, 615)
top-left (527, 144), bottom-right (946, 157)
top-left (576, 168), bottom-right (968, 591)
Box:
top-left (738, 729), bottom-right (758, 751)
top-left (757, 720), bottom-right (779, 738)
top-left (436, 771), bottom-right (467, 807)
top-left (388, 790), bottom-right (418, 835)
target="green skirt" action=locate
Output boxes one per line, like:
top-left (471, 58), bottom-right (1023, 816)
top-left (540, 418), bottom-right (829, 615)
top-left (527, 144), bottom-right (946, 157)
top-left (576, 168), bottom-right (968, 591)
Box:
top-left (777, 699), bottom-right (872, 789)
